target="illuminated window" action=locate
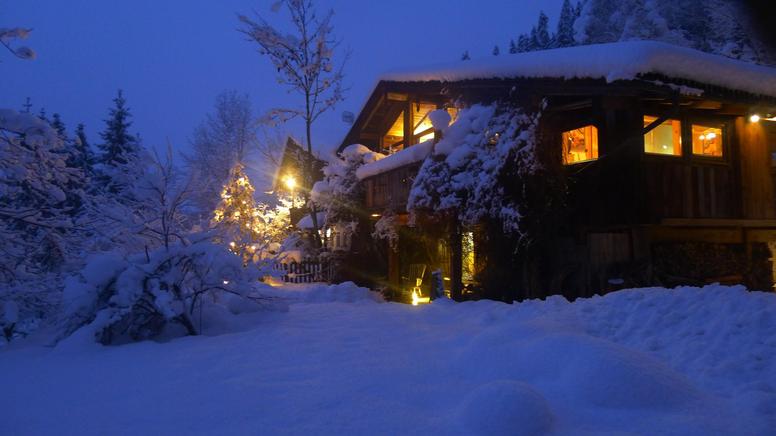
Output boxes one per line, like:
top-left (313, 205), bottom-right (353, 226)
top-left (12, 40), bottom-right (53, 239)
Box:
top-left (382, 110), bottom-right (405, 154)
top-left (381, 103), bottom-right (456, 155)
top-left (692, 123), bottom-right (724, 157)
top-left (412, 102), bottom-right (438, 144)
top-left (643, 116), bottom-right (682, 156)
top-left (562, 125), bottom-right (599, 165)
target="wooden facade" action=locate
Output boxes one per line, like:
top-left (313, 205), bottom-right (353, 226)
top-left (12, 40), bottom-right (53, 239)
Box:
top-left (339, 74), bottom-right (776, 302)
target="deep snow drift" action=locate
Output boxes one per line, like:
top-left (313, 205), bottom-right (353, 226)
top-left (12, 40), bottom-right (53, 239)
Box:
top-left (1, 283), bottom-right (775, 435)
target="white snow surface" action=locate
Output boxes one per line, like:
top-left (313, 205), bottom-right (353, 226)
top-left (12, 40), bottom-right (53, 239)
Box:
top-left (381, 41), bottom-right (776, 98)
top-left (2, 283), bottom-right (776, 435)
top-left (295, 211), bottom-right (326, 229)
top-left (356, 139), bottom-right (434, 180)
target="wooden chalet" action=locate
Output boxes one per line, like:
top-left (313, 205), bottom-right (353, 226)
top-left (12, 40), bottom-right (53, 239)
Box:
top-left (338, 41), bottom-right (776, 303)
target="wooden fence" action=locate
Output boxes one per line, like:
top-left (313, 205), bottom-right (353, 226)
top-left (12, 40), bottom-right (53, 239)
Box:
top-left (274, 260), bottom-right (329, 283)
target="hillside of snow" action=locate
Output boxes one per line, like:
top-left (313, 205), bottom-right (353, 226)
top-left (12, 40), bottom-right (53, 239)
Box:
top-left (1, 283), bottom-right (775, 435)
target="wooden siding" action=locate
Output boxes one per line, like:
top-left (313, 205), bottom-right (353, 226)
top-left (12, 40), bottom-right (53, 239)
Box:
top-left (737, 117), bottom-right (776, 219)
top-left (643, 159), bottom-right (735, 219)
top-left (363, 163), bottom-right (421, 211)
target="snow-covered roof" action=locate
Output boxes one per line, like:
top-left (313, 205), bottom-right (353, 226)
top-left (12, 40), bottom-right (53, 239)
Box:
top-left (381, 41), bottom-right (776, 98)
top-left (356, 140), bottom-right (433, 180)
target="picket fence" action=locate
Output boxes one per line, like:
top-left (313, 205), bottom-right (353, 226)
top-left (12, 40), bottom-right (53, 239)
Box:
top-left (274, 260), bottom-right (329, 283)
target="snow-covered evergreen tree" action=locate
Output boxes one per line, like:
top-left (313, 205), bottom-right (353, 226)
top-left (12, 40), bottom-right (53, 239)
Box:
top-left (516, 34), bottom-right (531, 53)
top-left (212, 164), bottom-right (291, 266)
top-left (492, 45), bottom-right (500, 56)
top-left (71, 123), bottom-right (94, 175)
top-left (574, 0), bottom-right (775, 65)
top-left (461, 50), bottom-right (471, 61)
top-left (554, 0), bottom-right (578, 48)
top-left (0, 109), bottom-right (92, 331)
top-left (50, 113), bottom-right (66, 140)
top-left (508, 39), bottom-right (517, 54)
top-left (531, 11), bottom-right (551, 50)
top-left (96, 90), bottom-right (146, 195)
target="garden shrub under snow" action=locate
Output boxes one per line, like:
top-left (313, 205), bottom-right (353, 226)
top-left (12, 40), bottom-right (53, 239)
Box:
top-left (62, 238), bottom-right (264, 345)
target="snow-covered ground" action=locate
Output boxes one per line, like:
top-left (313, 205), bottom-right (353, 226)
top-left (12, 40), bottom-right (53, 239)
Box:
top-left (2, 283), bottom-right (775, 435)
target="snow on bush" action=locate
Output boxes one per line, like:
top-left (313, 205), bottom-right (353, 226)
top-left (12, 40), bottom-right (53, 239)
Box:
top-left (408, 102), bottom-right (542, 234)
top-left (313, 144), bottom-right (383, 240)
top-left (61, 238), bottom-right (264, 345)
top-left (371, 210), bottom-right (399, 251)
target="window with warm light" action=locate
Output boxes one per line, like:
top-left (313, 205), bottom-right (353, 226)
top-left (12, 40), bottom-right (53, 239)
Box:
top-left (692, 123), bottom-right (724, 157)
top-left (643, 116), bottom-right (682, 156)
top-left (381, 103), bottom-right (456, 155)
top-left (562, 125), bottom-right (598, 165)
top-left (382, 110), bottom-right (405, 154)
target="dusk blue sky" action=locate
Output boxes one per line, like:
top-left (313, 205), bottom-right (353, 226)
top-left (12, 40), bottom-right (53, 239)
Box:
top-left (3, 0), bottom-right (563, 157)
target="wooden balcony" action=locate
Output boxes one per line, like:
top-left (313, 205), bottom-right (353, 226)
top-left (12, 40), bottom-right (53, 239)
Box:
top-left (363, 162), bottom-right (422, 212)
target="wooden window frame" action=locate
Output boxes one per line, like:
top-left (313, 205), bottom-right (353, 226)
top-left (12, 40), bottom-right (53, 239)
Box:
top-left (642, 113), bottom-right (731, 164)
top-left (561, 124), bottom-right (600, 165)
top-left (689, 119), bottom-right (728, 161)
top-left (643, 114), bottom-right (683, 158)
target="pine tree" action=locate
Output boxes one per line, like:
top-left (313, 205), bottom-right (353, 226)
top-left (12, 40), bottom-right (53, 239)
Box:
top-left (97, 90), bottom-right (146, 195)
top-left (492, 45), bottom-right (500, 56)
top-left (0, 110), bottom-right (85, 279)
top-left (554, 0), bottom-right (577, 48)
top-left (71, 123), bottom-right (94, 175)
top-left (212, 164), bottom-right (290, 265)
top-left (461, 50), bottom-right (471, 61)
top-left (75, 123), bottom-right (89, 150)
top-left (50, 113), bottom-right (67, 140)
top-left (622, 0), bottom-right (663, 41)
top-left (531, 11), bottom-right (551, 50)
top-left (509, 39), bottom-right (518, 54)
top-left (517, 34), bottom-right (531, 52)
top-left (21, 97), bottom-right (32, 113)
top-left (98, 90), bottom-right (139, 167)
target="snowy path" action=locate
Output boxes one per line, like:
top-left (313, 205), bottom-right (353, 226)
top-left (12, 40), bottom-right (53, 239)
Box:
top-left (1, 284), bottom-right (775, 435)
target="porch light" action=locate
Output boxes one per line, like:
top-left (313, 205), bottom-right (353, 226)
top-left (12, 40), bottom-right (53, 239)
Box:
top-left (325, 228), bottom-right (332, 238)
top-left (750, 114), bottom-right (761, 123)
top-left (370, 213), bottom-right (381, 218)
top-left (411, 289), bottom-right (430, 306)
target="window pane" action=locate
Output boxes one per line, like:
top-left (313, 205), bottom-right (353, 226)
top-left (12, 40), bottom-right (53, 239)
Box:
top-left (644, 116), bottom-right (682, 156)
top-left (692, 124), bottom-right (723, 157)
top-left (382, 110), bottom-right (404, 154)
top-left (562, 125), bottom-right (599, 165)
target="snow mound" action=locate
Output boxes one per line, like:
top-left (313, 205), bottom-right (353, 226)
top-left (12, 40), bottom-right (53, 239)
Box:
top-left (299, 282), bottom-right (383, 304)
top-left (263, 281), bottom-right (384, 305)
top-left (459, 380), bottom-right (553, 436)
top-left (528, 333), bottom-right (700, 409)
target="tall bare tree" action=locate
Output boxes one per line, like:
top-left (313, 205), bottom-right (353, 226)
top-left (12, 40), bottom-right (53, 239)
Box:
top-left (238, 0), bottom-right (348, 248)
